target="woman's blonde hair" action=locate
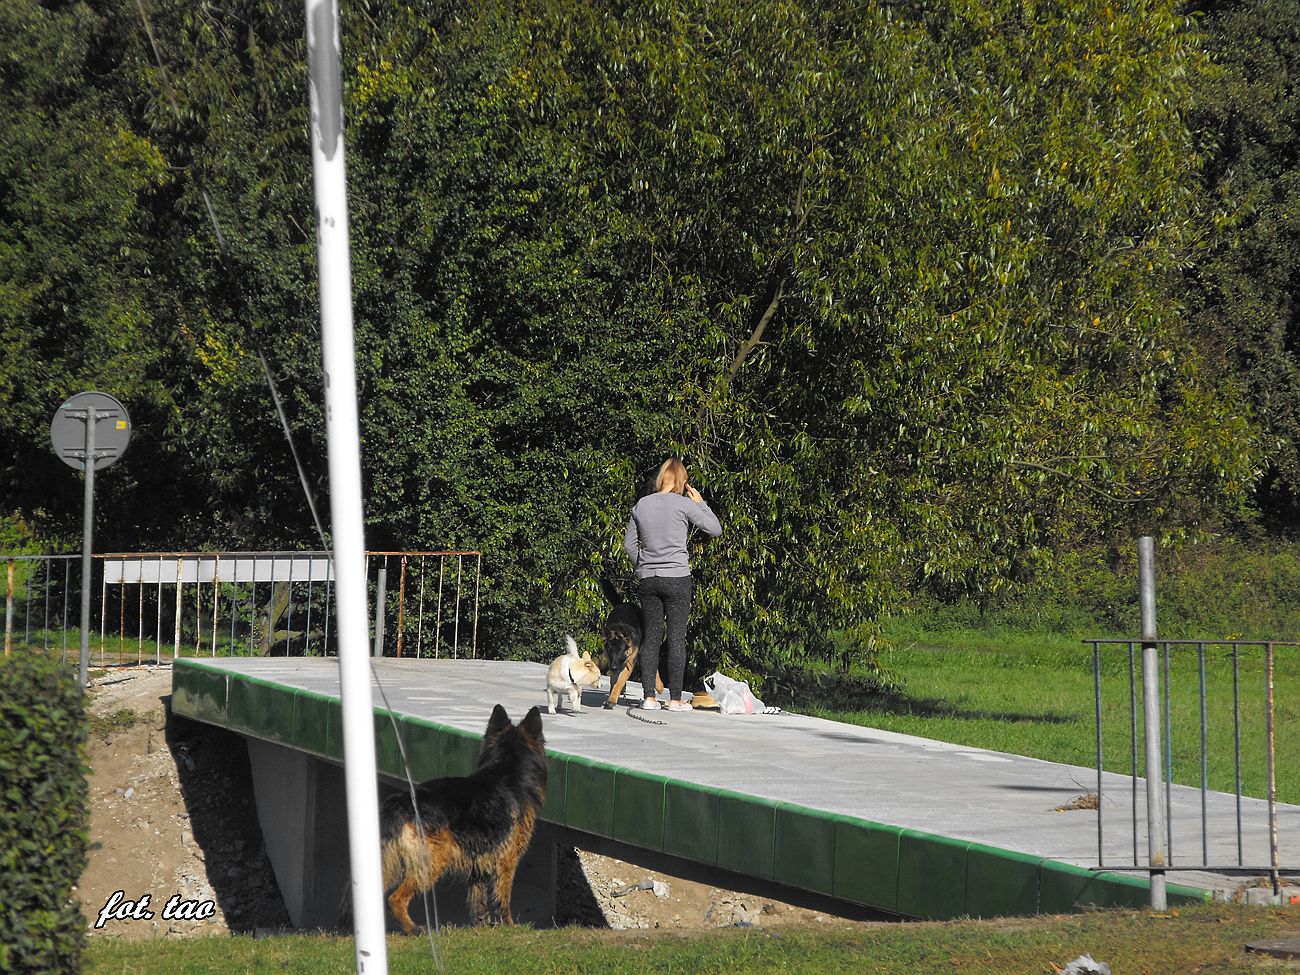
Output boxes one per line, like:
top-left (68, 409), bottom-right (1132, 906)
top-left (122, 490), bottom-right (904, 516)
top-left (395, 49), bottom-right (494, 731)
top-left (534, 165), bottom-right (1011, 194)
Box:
top-left (655, 457), bottom-right (688, 494)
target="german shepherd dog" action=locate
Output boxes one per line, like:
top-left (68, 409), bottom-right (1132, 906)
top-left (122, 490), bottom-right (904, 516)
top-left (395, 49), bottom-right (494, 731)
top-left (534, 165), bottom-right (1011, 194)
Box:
top-left (599, 578), bottom-right (663, 708)
top-left (379, 704), bottom-right (546, 931)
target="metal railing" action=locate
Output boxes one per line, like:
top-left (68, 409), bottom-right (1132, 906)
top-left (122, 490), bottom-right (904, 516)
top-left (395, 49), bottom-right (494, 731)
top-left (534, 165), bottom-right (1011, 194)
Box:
top-left (1088, 638), bottom-right (1297, 895)
top-left (3, 554), bottom-right (79, 659)
top-left (2, 550), bottom-right (482, 667)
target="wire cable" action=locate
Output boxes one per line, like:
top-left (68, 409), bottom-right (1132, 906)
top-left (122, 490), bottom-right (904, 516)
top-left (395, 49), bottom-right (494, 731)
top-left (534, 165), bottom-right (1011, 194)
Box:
top-left (370, 663), bottom-right (447, 975)
top-left (135, 0), bottom-right (327, 550)
top-left (132, 6), bottom-right (449, 970)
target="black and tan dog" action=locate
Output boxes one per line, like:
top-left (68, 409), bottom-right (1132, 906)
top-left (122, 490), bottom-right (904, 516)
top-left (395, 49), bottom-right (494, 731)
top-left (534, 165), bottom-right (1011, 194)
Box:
top-left (379, 704), bottom-right (546, 931)
top-left (599, 578), bottom-right (664, 708)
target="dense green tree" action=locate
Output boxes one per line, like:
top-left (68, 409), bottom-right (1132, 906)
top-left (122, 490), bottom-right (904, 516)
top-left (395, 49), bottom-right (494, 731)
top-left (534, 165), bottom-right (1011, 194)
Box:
top-left (101, 0), bottom-right (675, 652)
top-left (107, 0), bottom-right (325, 550)
top-left (0, 0), bottom-right (1268, 676)
top-left (0, 0), bottom-right (166, 525)
top-left (1188, 0), bottom-right (1300, 535)
top-left (337, 2), bottom-right (676, 647)
top-left (529, 0), bottom-right (1259, 676)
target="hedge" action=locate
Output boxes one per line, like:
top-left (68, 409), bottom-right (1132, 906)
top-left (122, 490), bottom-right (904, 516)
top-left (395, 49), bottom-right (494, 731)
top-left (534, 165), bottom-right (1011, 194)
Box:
top-left (0, 654), bottom-right (88, 974)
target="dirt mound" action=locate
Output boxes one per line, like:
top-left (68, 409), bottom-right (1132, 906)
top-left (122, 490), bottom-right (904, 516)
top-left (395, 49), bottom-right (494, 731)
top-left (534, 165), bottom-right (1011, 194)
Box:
top-left (81, 667), bottom-right (287, 938)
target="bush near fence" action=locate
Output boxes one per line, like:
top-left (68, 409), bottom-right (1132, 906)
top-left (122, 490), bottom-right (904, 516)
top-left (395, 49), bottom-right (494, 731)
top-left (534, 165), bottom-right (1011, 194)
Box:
top-left (0, 653), bottom-right (88, 975)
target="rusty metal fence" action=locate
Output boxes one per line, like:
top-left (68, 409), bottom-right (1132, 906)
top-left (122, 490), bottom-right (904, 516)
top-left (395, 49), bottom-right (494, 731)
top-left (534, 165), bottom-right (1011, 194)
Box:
top-left (2, 550), bottom-right (481, 667)
top-left (1088, 638), bottom-right (1298, 897)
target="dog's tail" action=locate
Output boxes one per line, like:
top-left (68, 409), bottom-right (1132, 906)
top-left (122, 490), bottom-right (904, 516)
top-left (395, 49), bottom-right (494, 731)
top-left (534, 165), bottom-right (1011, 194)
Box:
top-left (598, 576), bottom-right (624, 607)
top-left (564, 634), bottom-right (578, 656)
top-left (381, 822), bottom-right (438, 895)
top-left (379, 796), bottom-right (435, 893)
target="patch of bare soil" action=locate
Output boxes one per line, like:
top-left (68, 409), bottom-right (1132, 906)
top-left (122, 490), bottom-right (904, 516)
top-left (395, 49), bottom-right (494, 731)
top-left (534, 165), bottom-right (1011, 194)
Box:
top-left (80, 666), bottom-right (288, 940)
top-left (80, 666), bottom-right (873, 939)
top-left (555, 847), bottom-right (869, 931)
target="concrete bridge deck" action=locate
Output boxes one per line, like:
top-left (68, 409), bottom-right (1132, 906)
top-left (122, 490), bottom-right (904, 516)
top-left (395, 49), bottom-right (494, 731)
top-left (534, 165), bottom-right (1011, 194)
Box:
top-left (171, 656), bottom-right (1297, 927)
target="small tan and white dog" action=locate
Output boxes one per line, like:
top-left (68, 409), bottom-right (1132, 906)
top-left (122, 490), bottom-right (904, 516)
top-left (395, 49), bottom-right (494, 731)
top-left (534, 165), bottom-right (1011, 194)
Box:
top-left (546, 636), bottom-right (602, 714)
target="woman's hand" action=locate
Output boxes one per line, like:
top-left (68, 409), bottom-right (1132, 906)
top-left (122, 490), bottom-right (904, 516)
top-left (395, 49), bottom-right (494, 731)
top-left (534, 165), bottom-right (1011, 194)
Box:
top-left (685, 485), bottom-right (703, 503)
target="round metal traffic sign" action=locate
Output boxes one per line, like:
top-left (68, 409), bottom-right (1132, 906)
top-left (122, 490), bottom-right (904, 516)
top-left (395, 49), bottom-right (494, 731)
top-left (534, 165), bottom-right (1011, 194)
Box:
top-left (50, 391), bottom-right (132, 471)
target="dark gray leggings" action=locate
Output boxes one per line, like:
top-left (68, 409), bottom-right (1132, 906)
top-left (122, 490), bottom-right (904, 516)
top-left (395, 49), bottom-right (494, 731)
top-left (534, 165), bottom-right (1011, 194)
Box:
top-left (639, 574), bottom-right (694, 700)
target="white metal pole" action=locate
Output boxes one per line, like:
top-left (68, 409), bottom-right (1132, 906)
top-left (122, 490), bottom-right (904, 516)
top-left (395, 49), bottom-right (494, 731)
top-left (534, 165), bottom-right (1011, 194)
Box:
top-left (304, 2), bottom-right (388, 970)
top-left (1137, 536), bottom-right (1167, 910)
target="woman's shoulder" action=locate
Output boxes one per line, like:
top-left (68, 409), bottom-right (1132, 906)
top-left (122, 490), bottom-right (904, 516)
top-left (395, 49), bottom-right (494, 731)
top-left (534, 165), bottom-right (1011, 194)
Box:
top-left (634, 492), bottom-right (690, 513)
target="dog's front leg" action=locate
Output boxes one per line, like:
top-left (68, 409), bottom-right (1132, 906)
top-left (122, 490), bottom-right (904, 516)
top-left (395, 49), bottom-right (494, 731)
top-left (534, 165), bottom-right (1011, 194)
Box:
top-left (491, 864), bottom-right (519, 926)
top-left (467, 871), bottom-right (491, 926)
top-left (569, 685), bottom-right (582, 713)
top-left (606, 648), bottom-right (638, 708)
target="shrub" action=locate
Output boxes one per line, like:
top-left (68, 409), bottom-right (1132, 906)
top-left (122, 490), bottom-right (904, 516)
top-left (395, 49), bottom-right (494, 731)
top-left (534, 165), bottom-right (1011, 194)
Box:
top-left (0, 654), bottom-right (88, 974)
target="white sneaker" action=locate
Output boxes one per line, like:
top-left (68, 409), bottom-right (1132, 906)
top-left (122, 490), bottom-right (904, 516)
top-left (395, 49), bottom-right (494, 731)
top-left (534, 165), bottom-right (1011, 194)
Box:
top-left (666, 700), bottom-right (691, 712)
top-left (640, 697), bottom-right (661, 711)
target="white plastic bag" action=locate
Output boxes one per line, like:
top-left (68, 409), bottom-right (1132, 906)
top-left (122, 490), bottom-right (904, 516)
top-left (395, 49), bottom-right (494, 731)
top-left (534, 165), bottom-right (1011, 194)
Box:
top-left (704, 672), bottom-right (764, 715)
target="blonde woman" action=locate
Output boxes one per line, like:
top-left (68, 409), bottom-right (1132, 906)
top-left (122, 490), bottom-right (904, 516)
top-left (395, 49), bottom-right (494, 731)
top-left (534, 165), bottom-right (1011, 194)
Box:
top-left (623, 458), bottom-right (722, 712)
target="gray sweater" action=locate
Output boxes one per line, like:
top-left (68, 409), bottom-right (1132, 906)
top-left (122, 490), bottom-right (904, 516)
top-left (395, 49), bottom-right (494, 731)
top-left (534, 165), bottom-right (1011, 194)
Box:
top-left (624, 491), bottom-right (722, 578)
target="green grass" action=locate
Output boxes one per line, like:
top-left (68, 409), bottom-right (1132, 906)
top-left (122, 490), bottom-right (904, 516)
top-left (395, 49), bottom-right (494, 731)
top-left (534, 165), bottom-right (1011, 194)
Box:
top-left (788, 625), bottom-right (1299, 806)
top-left (8, 628), bottom-right (316, 667)
top-left (83, 903), bottom-right (1300, 974)
top-left (88, 707), bottom-right (141, 740)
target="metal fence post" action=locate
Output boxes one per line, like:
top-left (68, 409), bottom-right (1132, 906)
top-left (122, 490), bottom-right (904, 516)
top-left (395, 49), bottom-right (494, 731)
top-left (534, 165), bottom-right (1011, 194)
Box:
top-left (4, 561), bottom-right (13, 655)
top-left (395, 555), bottom-right (407, 658)
top-left (174, 558), bottom-right (184, 662)
top-left (1266, 641), bottom-right (1280, 899)
top-left (372, 561), bottom-right (387, 658)
top-left (1138, 536), bottom-right (1168, 910)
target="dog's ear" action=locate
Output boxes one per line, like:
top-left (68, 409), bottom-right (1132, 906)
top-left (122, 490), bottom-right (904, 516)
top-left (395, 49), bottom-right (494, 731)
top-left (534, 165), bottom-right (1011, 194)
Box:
top-left (486, 703), bottom-right (511, 735)
top-left (581, 651), bottom-right (593, 661)
top-left (520, 706), bottom-right (544, 739)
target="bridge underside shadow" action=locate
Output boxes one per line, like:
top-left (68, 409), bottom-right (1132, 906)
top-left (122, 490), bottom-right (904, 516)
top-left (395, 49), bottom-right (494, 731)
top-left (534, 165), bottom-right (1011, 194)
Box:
top-left (242, 737), bottom-right (893, 930)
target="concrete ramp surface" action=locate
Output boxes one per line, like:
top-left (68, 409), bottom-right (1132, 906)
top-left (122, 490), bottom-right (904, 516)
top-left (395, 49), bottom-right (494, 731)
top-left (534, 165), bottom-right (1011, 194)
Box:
top-left (171, 657), bottom-right (1296, 925)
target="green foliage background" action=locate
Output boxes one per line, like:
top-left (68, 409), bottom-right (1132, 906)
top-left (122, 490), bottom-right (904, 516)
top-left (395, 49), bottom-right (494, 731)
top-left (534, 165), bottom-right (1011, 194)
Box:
top-left (0, 0), bottom-right (1295, 673)
top-left (1188, 0), bottom-right (1300, 534)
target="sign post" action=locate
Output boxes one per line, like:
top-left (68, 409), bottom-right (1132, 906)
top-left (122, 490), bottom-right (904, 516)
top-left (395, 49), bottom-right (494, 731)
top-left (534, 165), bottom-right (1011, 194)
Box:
top-left (50, 392), bottom-right (131, 687)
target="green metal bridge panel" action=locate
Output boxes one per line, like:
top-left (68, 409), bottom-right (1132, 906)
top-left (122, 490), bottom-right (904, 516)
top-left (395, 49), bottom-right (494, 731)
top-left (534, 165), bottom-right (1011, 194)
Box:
top-left (172, 664), bottom-right (227, 726)
top-left (393, 715), bottom-right (439, 782)
top-left (228, 675), bottom-right (294, 745)
top-left (1167, 880), bottom-right (1215, 906)
top-left (542, 753), bottom-right (568, 822)
top-left (563, 755), bottom-right (615, 838)
top-left (773, 803), bottom-right (838, 896)
top-left (437, 727), bottom-right (481, 779)
top-left (832, 817), bottom-right (901, 914)
top-left (291, 690), bottom-right (337, 761)
top-left (965, 845), bottom-right (1043, 918)
top-left (372, 713), bottom-right (403, 779)
top-left (663, 781), bottom-right (719, 864)
top-left (1039, 861), bottom-right (1147, 912)
top-left (898, 830), bottom-right (970, 920)
top-left (612, 769), bottom-right (667, 853)
top-left (714, 791), bottom-right (777, 880)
